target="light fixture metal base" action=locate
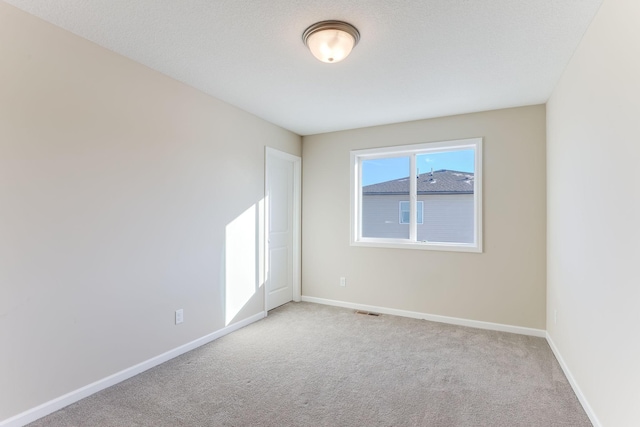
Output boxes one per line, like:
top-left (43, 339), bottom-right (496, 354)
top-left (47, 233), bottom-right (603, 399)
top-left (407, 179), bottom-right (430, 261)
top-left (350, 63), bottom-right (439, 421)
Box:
top-left (302, 20), bottom-right (360, 48)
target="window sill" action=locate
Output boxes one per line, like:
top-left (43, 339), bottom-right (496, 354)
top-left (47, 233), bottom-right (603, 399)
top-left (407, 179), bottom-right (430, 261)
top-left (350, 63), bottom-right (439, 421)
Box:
top-left (351, 239), bottom-right (482, 253)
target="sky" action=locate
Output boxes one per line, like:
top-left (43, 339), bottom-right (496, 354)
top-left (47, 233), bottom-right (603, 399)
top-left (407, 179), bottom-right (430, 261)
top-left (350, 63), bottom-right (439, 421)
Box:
top-left (362, 149), bottom-right (475, 186)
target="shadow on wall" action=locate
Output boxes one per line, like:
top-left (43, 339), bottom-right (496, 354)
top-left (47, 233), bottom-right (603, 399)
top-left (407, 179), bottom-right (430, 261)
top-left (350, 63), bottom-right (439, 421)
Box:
top-left (223, 198), bottom-right (266, 326)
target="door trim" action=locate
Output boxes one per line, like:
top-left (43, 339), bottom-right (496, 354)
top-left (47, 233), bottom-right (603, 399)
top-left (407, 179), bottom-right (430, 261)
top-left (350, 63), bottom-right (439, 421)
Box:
top-left (264, 147), bottom-right (301, 314)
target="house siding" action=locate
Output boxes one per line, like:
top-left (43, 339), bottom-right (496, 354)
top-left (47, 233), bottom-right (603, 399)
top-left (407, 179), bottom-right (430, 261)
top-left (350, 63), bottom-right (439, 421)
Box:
top-left (362, 194), bottom-right (474, 243)
top-left (362, 194), bottom-right (410, 239)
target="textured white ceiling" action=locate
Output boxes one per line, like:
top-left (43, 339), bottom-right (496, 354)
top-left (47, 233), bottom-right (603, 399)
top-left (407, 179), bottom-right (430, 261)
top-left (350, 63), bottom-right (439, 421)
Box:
top-left (5, 0), bottom-right (603, 135)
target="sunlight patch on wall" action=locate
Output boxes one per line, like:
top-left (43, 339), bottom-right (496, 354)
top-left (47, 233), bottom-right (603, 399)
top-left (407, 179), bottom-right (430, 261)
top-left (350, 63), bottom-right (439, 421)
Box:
top-left (258, 197), bottom-right (265, 290)
top-left (224, 203), bottom-right (260, 326)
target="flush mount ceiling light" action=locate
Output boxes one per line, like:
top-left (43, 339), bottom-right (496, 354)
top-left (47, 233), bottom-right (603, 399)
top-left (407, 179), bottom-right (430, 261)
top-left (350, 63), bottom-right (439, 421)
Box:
top-left (302, 20), bottom-right (360, 64)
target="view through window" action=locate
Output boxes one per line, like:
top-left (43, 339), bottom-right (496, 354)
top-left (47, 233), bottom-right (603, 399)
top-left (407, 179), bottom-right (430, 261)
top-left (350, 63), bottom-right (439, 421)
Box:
top-left (351, 138), bottom-right (482, 252)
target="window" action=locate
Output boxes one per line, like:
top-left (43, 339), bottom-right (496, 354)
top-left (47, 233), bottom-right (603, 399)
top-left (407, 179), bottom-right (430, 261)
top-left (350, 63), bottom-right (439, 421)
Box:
top-left (350, 138), bottom-right (482, 252)
top-left (399, 201), bottom-right (423, 224)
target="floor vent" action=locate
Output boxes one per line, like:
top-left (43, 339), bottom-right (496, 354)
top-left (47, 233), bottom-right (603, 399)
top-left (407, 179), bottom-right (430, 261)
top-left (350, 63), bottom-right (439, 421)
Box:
top-left (355, 310), bottom-right (380, 317)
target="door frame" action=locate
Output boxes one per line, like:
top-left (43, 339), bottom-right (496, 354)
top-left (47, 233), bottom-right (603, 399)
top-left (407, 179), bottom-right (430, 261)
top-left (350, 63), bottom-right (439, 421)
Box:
top-left (264, 147), bottom-right (301, 314)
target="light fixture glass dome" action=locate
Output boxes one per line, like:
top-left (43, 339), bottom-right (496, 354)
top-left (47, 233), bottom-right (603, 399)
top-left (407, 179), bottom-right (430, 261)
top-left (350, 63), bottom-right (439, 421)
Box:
top-left (303, 21), bottom-right (360, 64)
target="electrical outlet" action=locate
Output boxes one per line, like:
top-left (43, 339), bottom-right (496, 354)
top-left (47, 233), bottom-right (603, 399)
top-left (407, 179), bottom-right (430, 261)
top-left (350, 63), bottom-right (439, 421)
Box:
top-left (175, 309), bottom-right (184, 325)
top-left (554, 309), bottom-right (557, 325)
top-left (339, 277), bottom-right (346, 287)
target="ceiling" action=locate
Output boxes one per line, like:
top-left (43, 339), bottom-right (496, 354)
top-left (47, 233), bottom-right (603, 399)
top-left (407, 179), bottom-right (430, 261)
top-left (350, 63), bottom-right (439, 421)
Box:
top-left (5, 0), bottom-right (603, 136)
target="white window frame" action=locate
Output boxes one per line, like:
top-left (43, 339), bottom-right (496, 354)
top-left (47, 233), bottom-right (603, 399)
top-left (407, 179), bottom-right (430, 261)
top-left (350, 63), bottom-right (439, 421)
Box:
top-left (399, 201), bottom-right (423, 225)
top-left (350, 138), bottom-right (483, 253)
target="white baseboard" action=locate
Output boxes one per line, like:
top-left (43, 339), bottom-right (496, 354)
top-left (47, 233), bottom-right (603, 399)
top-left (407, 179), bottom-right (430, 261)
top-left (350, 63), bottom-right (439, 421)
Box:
top-left (301, 296), bottom-right (546, 337)
top-left (0, 311), bottom-right (266, 427)
top-left (546, 333), bottom-right (602, 427)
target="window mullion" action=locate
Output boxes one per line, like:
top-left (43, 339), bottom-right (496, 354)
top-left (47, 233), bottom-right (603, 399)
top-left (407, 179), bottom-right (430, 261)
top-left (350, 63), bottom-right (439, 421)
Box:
top-left (409, 154), bottom-right (417, 241)
top-left (357, 157), bottom-right (363, 240)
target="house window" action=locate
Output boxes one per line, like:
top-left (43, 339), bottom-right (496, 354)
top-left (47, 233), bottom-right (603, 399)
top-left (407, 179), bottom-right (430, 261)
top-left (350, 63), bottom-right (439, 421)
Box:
top-left (399, 201), bottom-right (423, 224)
top-left (350, 138), bottom-right (482, 252)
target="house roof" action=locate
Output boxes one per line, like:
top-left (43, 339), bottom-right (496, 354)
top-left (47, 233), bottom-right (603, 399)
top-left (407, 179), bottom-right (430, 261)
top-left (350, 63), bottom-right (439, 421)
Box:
top-left (363, 170), bottom-right (474, 195)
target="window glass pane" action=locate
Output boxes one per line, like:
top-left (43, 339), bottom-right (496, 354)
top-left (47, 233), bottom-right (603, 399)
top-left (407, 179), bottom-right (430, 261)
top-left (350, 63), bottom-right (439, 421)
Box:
top-left (399, 201), bottom-right (410, 224)
top-left (361, 157), bottom-right (410, 239)
top-left (399, 201), bottom-right (423, 225)
top-left (416, 150), bottom-right (475, 243)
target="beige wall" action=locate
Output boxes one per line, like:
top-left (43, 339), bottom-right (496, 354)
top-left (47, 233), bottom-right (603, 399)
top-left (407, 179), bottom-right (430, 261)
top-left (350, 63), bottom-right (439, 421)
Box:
top-left (0, 3), bottom-right (300, 421)
top-left (302, 105), bottom-right (546, 329)
top-left (547, 0), bottom-right (640, 425)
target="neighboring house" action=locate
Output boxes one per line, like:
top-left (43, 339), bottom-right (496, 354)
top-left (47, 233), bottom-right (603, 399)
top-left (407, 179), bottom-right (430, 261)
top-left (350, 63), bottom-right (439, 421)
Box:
top-left (362, 169), bottom-right (474, 243)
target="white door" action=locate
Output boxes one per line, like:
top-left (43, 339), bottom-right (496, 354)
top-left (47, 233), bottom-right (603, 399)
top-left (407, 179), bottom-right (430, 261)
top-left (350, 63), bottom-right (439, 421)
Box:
top-left (265, 148), bottom-right (301, 311)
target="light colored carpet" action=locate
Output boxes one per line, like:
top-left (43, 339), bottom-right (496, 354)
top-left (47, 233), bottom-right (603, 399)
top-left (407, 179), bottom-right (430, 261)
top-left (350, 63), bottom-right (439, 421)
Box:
top-left (28, 302), bottom-right (591, 426)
